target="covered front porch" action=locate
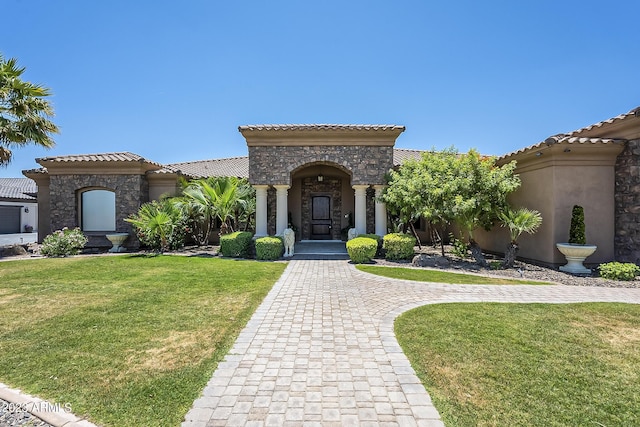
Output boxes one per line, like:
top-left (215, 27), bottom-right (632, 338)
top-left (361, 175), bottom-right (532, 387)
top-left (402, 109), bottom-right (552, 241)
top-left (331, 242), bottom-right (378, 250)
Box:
top-left (239, 124), bottom-right (405, 241)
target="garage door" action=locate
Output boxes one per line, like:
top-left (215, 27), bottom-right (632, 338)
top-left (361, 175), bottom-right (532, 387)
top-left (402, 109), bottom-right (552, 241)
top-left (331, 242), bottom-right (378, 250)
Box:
top-left (0, 206), bottom-right (21, 234)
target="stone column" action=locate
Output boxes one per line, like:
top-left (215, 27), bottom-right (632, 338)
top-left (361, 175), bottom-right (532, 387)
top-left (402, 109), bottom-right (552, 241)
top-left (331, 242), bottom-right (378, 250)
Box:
top-left (274, 185), bottom-right (289, 235)
top-left (254, 185), bottom-right (269, 237)
top-left (353, 185), bottom-right (369, 235)
top-left (373, 185), bottom-right (387, 237)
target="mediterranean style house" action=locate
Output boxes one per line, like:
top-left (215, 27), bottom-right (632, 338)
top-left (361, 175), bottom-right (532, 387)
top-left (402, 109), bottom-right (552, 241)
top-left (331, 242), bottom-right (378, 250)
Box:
top-left (22, 105), bottom-right (640, 266)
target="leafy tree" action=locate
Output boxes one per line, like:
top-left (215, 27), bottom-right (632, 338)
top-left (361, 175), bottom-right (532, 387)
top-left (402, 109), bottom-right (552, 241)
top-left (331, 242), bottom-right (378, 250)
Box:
top-left (499, 207), bottom-right (542, 268)
top-left (381, 147), bottom-right (461, 252)
top-left (0, 54), bottom-right (58, 165)
top-left (381, 147), bottom-right (521, 265)
top-left (450, 150), bottom-right (520, 266)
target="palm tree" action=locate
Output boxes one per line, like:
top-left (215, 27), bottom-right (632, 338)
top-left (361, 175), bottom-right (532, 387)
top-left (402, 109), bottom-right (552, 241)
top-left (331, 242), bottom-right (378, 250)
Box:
top-left (125, 199), bottom-right (186, 252)
top-left (500, 207), bottom-right (543, 268)
top-left (0, 54), bottom-right (58, 165)
top-left (181, 177), bottom-right (256, 242)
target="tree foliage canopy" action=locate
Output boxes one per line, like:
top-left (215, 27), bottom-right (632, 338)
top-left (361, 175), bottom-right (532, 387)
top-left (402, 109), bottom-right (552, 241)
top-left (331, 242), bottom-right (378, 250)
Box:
top-left (381, 147), bottom-right (521, 242)
top-left (0, 53), bottom-right (58, 165)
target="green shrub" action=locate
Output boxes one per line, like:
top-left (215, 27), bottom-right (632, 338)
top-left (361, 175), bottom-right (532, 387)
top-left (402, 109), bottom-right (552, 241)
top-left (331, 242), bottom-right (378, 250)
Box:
top-left (448, 233), bottom-right (469, 259)
top-left (40, 227), bottom-right (88, 257)
top-left (358, 233), bottom-right (382, 242)
top-left (219, 231), bottom-right (253, 257)
top-left (359, 233), bottom-right (382, 255)
top-left (383, 233), bottom-right (416, 260)
top-left (598, 262), bottom-right (640, 281)
top-left (346, 237), bottom-right (378, 264)
top-left (568, 205), bottom-right (586, 244)
top-left (126, 199), bottom-right (187, 252)
top-left (255, 236), bottom-right (284, 260)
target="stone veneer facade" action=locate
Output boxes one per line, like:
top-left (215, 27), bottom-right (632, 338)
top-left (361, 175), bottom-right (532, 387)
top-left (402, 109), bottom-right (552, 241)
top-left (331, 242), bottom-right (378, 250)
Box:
top-left (615, 138), bottom-right (640, 263)
top-left (249, 145), bottom-right (393, 186)
top-left (49, 174), bottom-right (148, 249)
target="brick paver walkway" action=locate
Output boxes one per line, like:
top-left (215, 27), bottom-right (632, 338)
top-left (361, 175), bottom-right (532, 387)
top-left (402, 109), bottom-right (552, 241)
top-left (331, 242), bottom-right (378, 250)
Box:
top-left (183, 260), bottom-right (640, 426)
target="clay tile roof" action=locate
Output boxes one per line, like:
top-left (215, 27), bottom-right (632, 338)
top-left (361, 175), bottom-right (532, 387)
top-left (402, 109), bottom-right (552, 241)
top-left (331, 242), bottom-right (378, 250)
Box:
top-left (238, 124), bottom-right (406, 132)
top-left (568, 106), bottom-right (640, 136)
top-left (163, 156), bottom-right (249, 178)
top-left (36, 151), bottom-right (163, 167)
top-left (393, 148), bottom-right (425, 165)
top-left (0, 178), bottom-right (36, 200)
top-left (499, 136), bottom-right (625, 160)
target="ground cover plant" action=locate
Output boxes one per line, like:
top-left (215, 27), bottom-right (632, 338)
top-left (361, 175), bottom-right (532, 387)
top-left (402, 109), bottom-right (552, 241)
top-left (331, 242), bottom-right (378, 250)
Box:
top-left (396, 303), bottom-right (640, 426)
top-left (356, 265), bottom-right (551, 285)
top-left (0, 255), bottom-right (286, 427)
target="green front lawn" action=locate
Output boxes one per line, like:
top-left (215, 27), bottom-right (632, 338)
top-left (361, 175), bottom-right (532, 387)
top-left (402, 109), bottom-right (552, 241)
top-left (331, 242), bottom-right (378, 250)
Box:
top-left (357, 265), bottom-right (552, 285)
top-left (396, 303), bottom-right (640, 426)
top-left (0, 255), bottom-right (286, 427)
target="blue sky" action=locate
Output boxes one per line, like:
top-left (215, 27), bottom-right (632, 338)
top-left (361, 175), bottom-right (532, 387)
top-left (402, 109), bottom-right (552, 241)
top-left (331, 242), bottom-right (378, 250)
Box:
top-left (1, 0), bottom-right (638, 177)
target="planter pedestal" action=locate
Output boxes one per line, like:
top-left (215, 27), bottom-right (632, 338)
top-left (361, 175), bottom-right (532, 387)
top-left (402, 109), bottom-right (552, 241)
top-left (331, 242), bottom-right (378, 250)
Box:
top-left (556, 243), bottom-right (597, 274)
top-left (106, 233), bottom-right (129, 253)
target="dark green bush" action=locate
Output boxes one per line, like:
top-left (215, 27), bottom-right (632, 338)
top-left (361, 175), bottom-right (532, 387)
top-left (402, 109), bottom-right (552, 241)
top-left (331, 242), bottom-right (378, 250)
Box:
top-left (346, 237), bottom-right (378, 264)
top-left (568, 205), bottom-right (586, 244)
top-left (219, 231), bottom-right (253, 257)
top-left (599, 262), bottom-right (640, 281)
top-left (383, 233), bottom-right (416, 260)
top-left (255, 236), bottom-right (284, 261)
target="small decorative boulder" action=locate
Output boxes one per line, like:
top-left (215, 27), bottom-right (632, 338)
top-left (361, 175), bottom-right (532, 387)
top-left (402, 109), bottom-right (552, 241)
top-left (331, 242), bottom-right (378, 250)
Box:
top-left (347, 228), bottom-right (358, 241)
top-left (433, 256), bottom-right (450, 268)
top-left (412, 254), bottom-right (434, 267)
top-left (282, 228), bottom-right (295, 257)
top-left (412, 254), bottom-right (451, 268)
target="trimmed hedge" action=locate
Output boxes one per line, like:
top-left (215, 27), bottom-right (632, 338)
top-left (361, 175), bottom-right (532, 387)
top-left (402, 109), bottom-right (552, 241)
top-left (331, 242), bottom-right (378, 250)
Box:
top-left (358, 233), bottom-right (382, 256)
top-left (599, 262), bottom-right (640, 281)
top-left (219, 231), bottom-right (253, 257)
top-left (255, 236), bottom-right (284, 261)
top-left (346, 237), bottom-right (378, 264)
top-left (383, 233), bottom-right (416, 260)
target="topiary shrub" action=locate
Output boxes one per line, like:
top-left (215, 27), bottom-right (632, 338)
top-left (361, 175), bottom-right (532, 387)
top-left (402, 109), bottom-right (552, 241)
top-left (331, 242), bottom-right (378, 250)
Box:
top-left (383, 233), bottom-right (416, 260)
top-left (346, 237), bottom-right (378, 264)
top-left (40, 227), bottom-right (88, 257)
top-left (568, 205), bottom-right (586, 244)
top-left (219, 231), bottom-right (253, 258)
top-left (358, 233), bottom-right (382, 256)
top-left (598, 262), bottom-right (640, 281)
top-left (255, 236), bottom-right (284, 261)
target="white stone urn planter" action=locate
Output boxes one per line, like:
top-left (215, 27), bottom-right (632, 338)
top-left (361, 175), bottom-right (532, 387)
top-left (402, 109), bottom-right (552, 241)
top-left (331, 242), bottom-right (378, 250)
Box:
top-left (106, 233), bottom-right (129, 253)
top-left (556, 243), bottom-right (597, 274)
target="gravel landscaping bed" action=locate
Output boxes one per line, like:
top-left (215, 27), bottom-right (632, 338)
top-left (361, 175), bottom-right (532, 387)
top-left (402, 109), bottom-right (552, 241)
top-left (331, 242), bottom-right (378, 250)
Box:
top-left (0, 399), bottom-right (52, 427)
top-left (373, 245), bottom-right (640, 288)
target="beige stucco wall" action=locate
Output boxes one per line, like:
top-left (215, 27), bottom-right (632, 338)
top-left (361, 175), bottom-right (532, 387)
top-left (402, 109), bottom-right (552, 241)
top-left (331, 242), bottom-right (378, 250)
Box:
top-left (147, 175), bottom-right (180, 201)
top-left (475, 142), bottom-right (624, 266)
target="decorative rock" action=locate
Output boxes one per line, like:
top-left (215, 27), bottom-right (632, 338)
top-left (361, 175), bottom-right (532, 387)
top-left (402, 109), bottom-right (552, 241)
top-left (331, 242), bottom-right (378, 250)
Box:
top-left (412, 254), bottom-right (433, 267)
top-left (0, 245), bottom-right (28, 257)
top-left (412, 254), bottom-right (451, 268)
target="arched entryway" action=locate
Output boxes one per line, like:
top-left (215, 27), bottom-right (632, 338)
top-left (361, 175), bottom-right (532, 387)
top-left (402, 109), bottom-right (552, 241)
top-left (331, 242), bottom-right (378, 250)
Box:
top-left (289, 162), bottom-right (353, 240)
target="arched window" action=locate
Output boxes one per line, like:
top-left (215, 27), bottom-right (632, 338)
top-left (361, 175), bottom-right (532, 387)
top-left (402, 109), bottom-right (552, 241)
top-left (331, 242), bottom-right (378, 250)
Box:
top-left (81, 189), bottom-right (116, 231)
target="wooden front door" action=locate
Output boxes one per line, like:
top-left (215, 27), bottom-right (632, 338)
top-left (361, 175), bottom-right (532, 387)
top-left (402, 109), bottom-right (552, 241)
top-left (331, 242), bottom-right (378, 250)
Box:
top-left (310, 195), bottom-right (332, 239)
